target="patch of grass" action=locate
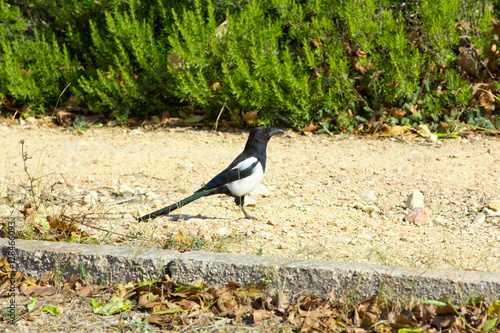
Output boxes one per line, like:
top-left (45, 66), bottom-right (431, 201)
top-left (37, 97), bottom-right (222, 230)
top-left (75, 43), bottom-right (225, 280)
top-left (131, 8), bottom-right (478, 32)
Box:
top-left (162, 228), bottom-right (243, 253)
top-left (4, 140), bottom-right (134, 246)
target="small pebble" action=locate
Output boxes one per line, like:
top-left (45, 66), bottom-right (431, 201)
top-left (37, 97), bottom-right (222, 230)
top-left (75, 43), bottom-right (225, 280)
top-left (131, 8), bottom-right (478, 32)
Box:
top-left (134, 187), bottom-right (145, 195)
top-left (332, 177), bottom-right (349, 184)
top-left (114, 185), bottom-right (135, 197)
top-left (404, 207), bottom-right (429, 225)
top-left (251, 184), bottom-right (268, 195)
top-left (471, 213), bottom-right (485, 225)
top-left (244, 196), bottom-right (257, 207)
top-left (179, 162), bottom-right (194, 170)
top-left (405, 189), bottom-right (424, 209)
top-left (486, 200), bottom-right (500, 212)
top-left (145, 192), bottom-right (159, 200)
top-left (359, 190), bottom-right (377, 202)
top-left (83, 191), bottom-right (99, 206)
top-left (216, 227), bottom-right (229, 236)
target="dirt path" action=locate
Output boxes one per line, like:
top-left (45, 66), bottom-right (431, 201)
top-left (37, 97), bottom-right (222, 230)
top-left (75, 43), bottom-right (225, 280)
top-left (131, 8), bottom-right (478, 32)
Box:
top-left (1, 123), bottom-right (500, 272)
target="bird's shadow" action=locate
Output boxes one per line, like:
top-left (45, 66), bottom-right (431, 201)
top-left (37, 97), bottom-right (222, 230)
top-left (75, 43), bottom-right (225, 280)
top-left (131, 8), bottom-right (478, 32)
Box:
top-left (164, 214), bottom-right (256, 221)
top-left (167, 213), bottom-right (226, 221)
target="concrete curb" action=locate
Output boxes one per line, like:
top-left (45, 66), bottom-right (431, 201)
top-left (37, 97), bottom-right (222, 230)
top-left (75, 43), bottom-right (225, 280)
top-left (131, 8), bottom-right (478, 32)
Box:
top-left (1, 239), bottom-right (499, 302)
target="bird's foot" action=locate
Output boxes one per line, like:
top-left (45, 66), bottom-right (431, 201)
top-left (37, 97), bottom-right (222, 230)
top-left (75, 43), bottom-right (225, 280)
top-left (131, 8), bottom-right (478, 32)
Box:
top-left (239, 205), bottom-right (258, 220)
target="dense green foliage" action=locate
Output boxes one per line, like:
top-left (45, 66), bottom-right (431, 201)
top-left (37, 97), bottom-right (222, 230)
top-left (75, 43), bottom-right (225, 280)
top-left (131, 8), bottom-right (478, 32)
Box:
top-left (0, 0), bottom-right (498, 130)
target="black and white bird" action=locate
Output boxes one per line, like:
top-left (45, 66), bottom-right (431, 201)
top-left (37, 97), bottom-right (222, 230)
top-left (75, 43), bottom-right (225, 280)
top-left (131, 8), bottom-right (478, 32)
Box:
top-left (137, 127), bottom-right (283, 222)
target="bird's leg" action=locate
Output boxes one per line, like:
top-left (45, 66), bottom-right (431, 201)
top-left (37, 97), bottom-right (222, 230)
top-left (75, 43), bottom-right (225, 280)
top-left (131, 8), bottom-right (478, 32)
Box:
top-left (240, 205), bottom-right (257, 220)
top-left (235, 196), bottom-right (257, 220)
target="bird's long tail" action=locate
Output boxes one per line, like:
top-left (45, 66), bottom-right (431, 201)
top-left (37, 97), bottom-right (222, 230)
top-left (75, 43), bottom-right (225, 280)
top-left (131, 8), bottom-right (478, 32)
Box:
top-left (137, 188), bottom-right (217, 222)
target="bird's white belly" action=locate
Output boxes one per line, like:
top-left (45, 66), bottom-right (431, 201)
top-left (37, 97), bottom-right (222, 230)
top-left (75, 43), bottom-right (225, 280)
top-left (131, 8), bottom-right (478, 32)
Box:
top-left (227, 161), bottom-right (264, 197)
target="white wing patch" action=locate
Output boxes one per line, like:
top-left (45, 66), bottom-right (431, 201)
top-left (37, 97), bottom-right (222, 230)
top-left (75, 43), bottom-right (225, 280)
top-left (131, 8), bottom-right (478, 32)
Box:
top-left (227, 157), bottom-right (264, 197)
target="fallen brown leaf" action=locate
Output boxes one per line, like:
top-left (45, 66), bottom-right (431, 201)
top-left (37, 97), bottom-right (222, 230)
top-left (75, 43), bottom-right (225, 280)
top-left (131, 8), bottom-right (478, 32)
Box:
top-left (275, 291), bottom-right (289, 314)
top-left (39, 271), bottom-right (52, 285)
top-left (253, 309), bottom-right (272, 323)
top-left (241, 109), bottom-right (259, 124)
top-left (388, 108), bottom-right (407, 119)
top-left (237, 280), bottom-right (268, 299)
top-left (78, 284), bottom-right (99, 297)
top-left (431, 315), bottom-right (456, 329)
top-left (301, 122), bottom-right (322, 132)
top-left (56, 110), bottom-right (76, 127)
top-left (30, 286), bottom-right (57, 296)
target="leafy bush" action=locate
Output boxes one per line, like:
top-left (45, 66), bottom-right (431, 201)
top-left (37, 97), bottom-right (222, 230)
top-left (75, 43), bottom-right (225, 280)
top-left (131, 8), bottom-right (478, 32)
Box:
top-left (0, 0), bottom-right (498, 129)
top-left (169, 0), bottom-right (356, 128)
top-left (342, 0), bottom-right (498, 128)
top-left (2, 30), bottom-right (79, 114)
top-left (77, 0), bottom-right (178, 119)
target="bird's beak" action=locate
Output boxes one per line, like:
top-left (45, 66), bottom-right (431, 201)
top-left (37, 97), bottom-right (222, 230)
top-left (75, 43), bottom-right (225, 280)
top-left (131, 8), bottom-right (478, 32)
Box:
top-left (268, 128), bottom-right (284, 137)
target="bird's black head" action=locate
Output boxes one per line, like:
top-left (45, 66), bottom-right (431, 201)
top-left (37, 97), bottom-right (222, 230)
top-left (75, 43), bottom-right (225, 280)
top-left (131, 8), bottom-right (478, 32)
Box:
top-left (249, 127), bottom-right (284, 142)
top-left (243, 127), bottom-right (283, 170)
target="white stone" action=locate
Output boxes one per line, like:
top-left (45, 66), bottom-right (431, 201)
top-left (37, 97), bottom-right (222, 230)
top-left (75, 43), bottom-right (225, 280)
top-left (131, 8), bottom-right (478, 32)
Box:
top-left (179, 162), bottom-right (194, 170)
top-left (216, 227), bottom-right (230, 236)
top-left (244, 196), bottom-right (257, 207)
top-left (146, 192), bottom-right (159, 200)
top-left (472, 213), bottom-right (485, 225)
top-left (250, 183), bottom-right (268, 196)
top-left (83, 191), bottom-right (99, 206)
top-left (129, 129), bottom-right (143, 135)
top-left (134, 187), bottom-right (146, 195)
top-left (359, 190), bottom-right (377, 202)
top-left (406, 189), bottom-right (424, 209)
top-left (115, 185), bottom-right (135, 196)
top-left (486, 200), bottom-right (500, 212)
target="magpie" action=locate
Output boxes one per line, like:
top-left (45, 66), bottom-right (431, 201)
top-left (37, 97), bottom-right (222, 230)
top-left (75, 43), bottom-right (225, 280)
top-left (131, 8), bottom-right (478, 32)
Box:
top-left (137, 127), bottom-right (283, 222)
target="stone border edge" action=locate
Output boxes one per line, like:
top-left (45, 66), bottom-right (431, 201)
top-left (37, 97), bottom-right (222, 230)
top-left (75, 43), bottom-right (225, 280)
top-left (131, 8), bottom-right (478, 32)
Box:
top-left (1, 239), bottom-right (498, 302)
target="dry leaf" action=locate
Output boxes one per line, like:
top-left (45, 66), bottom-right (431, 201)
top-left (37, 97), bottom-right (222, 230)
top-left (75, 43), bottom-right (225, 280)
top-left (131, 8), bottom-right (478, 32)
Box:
top-left (31, 286), bottom-right (57, 296)
top-left (19, 202), bottom-right (34, 218)
top-left (431, 315), bottom-right (456, 329)
top-left (211, 81), bottom-right (221, 91)
top-left (241, 109), bottom-right (259, 124)
top-left (0, 256), bottom-right (12, 273)
top-left (457, 53), bottom-right (477, 76)
top-left (21, 284), bottom-right (40, 296)
top-left (56, 110), bottom-right (76, 127)
top-left (416, 124), bottom-right (432, 138)
top-left (78, 284), bottom-right (99, 297)
top-left (388, 108), bottom-right (407, 119)
top-left (301, 122), bottom-right (321, 132)
top-left (253, 309), bottom-right (272, 323)
top-left (237, 280), bottom-right (268, 299)
top-left (275, 291), bottom-right (289, 314)
top-left (145, 314), bottom-right (170, 325)
top-left (39, 271), bottom-right (52, 285)
top-left (47, 216), bottom-right (82, 234)
top-left (387, 125), bottom-right (406, 136)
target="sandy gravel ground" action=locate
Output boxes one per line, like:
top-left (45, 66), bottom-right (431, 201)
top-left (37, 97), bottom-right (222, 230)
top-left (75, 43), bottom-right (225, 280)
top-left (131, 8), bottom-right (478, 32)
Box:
top-left (1, 124), bottom-right (500, 272)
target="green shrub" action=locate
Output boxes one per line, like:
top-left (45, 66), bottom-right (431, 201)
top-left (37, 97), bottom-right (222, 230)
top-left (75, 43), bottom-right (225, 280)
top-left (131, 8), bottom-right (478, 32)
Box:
top-left (342, 0), bottom-right (497, 127)
top-left (0, 0), bottom-right (498, 129)
top-left (78, 0), bottom-right (178, 120)
top-left (2, 30), bottom-right (79, 114)
top-left (169, 0), bottom-right (355, 129)
top-left (0, 1), bottom-right (27, 101)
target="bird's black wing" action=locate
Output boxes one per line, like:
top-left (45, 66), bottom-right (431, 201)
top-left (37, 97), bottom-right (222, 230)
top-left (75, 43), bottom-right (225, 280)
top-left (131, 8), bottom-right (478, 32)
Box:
top-left (197, 154), bottom-right (258, 191)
